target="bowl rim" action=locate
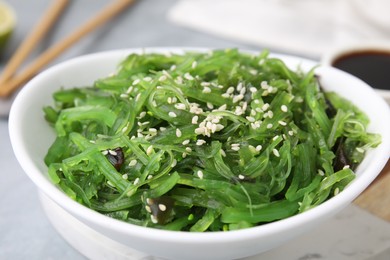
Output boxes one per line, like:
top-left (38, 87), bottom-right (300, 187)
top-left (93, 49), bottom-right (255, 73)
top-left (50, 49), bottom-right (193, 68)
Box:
top-left (9, 47), bottom-right (390, 244)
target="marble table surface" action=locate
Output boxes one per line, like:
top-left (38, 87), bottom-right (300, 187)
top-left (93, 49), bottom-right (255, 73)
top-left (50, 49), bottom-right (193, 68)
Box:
top-left (1, 1), bottom-right (389, 259)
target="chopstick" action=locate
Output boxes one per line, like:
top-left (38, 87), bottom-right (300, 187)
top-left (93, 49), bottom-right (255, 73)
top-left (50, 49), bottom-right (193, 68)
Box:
top-left (0, 0), bottom-right (69, 86)
top-left (0, 0), bottom-right (136, 98)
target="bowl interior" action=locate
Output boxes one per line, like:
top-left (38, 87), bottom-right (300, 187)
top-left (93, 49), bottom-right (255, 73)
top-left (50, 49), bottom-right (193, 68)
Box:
top-left (9, 48), bottom-right (390, 258)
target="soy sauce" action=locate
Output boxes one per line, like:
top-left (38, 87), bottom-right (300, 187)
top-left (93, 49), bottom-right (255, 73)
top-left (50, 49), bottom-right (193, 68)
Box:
top-left (332, 51), bottom-right (390, 91)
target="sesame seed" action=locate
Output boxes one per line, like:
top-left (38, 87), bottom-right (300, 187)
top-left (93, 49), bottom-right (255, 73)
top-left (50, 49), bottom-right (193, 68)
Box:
top-left (171, 159), bottom-right (177, 168)
top-left (147, 175), bottom-right (153, 180)
top-left (160, 127), bottom-right (167, 132)
top-left (122, 174), bottom-right (128, 180)
top-left (221, 93), bottom-right (230, 98)
top-left (278, 120), bottom-right (287, 126)
top-left (150, 215), bottom-right (158, 224)
top-left (129, 159), bottom-right (137, 167)
top-left (126, 86), bottom-right (134, 94)
top-left (281, 105), bottom-right (288, 112)
top-left (231, 146), bottom-right (240, 151)
top-left (217, 85), bottom-right (224, 89)
top-left (203, 87), bottom-right (212, 93)
top-left (192, 61), bottom-right (197, 69)
top-left (220, 149), bottom-right (227, 157)
top-left (254, 99), bottom-right (260, 104)
top-left (182, 139), bottom-right (190, 145)
top-left (334, 187), bottom-right (340, 196)
top-left (146, 145), bottom-right (153, 155)
top-left (227, 87), bottom-right (235, 94)
top-left (207, 102), bottom-right (214, 109)
top-left (184, 72), bottom-right (194, 81)
top-left (288, 130), bottom-right (294, 136)
top-left (152, 100), bottom-right (157, 107)
top-left (272, 135), bottom-right (279, 141)
top-left (267, 111), bottom-right (274, 118)
top-left (133, 79), bottom-right (140, 85)
top-left (246, 116), bottom-right (256, 122)
top-left (267, 123), bottom-right (273, 129)
top-left (182, 152), bottom-right (187, 158)
top-left (262, 103), bottom-right (270, 111)
top-left (318, 169), bottom-right (325, 176)
top-left (101, 150), bottom-right (108, 155)
top-left (169, 111), bottom-right (177, 118)
top-left (158, 204), bottom-right (167, 212)
top-left (185, 147), bottom-right (192, 153)
top-left (197, 170), bottom-right (204, 179)
top-left (133, 177), bottom-right (140, 185)
top-left (356, 147), bottom-right (365, 153)
top-left (236, 82), bottom-right (243, 91)
top-left (196, 139), bottom-right (206, 146)
top-left (176, 128), bottom-right (182, 137)
top-left (175, 103), bottom-right (186, 110)
top-left (255, 145), bottom-right (262, 151)
top-left (146, 198), bottom-right (152, 205)
top-left (170, 65), bottom-right (176, 71)
top-left (343, 165), bottom-right (350, 170)
top-left (120, 93), bottom-right (129, 98)
top-left (233, 94), bottom-right (244, 103)
top-left (238, 174), bottom-right (245, 180)
top-left (272, 149), bottom-right (280, 157)
top-left (192, 115), bottom-right (199, 124)
top-left (249, 87), bottom-right (257, 93)
top-left (201, 82), bottom-right (210, 87)
top-left (143, 76), bottom-right (152, 82)
top-left (149, 128), bottom-right (157, 133)
top-left (261, 81), bottom-right (268, 89)
top-left (145, 205), bottom-right (152, 213)
top-left (158, 75), bottom-right (167, 82)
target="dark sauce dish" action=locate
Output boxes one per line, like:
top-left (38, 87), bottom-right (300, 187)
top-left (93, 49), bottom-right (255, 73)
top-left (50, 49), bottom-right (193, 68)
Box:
top-left (322, 43), bottom-right (390, 104)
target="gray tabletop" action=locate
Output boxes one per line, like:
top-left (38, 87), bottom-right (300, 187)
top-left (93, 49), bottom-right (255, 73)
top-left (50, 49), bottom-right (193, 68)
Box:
top-left (0, 1), bottom-right (262, 259)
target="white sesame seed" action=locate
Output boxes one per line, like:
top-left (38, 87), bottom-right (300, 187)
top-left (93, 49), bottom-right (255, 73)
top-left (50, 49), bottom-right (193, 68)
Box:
top-left (146, 146), bottom-right (153, 156)
top-left (261, 81), bottom-right (268, 89)
top-left (227, 87), bottom-right (235, 94)
top-left (201, 82), bottom-right (210, 87)
top-left (175, 128), bottom-right (182, 137)
top-left (231, 143), bottom-right (240, 147)
top-left (158, 75), bottom-right (167, 82)
top-left (133, 177), bottom-right (140, 185)
top-left (104, 145), bottom-right (116, 154)
top-left (185, 147), bottom-right (192, 153)
top-left (272, 135), bottom-right (279, 141)
top-left (334, 187), bottom-right (340, 196)
top-left (255, 145), bottom-right (262, 152)
top-left (267, 111), bottom-right (274, 118)
top-left (182, 139), bottom-right (190, 145)
top-left (236, 82), bottom-right (243, 91)
top-left (170, 65), bottom-right (176, 71)
top-left (254, 99), bottom-right (260, 104)
top-left (343, 165), bottom-right (350, 170)
top-left (196, 139), bottom-right (206, 146)
top-left (150, 215), bottom-right (158, 224)
top-left (184, 72), bottom-right (194, 81)
top-left (318, 169), bottom-right (325, 176)
top-left (152, 100), bottom-right (157, 107)
top-left (272, 149), bottom-right (280, 157)
top-left (120, 93), bottom-right (129, 98)
top-left (267, 123), bottom-right (273, 129)
top-left (288, 130), bottom-right (294, 136)
top-left (231, 146), bottom-right (240, 151)
top-left (158, 204), bottom-right (167, 212)
top-left (129, 159), bottom-right (137, 167)
top-left (278, 120), bottom-right (287, 126)
top-left (89, 140), bottom-right (96, 143)
top-left (221, 93), bottom-right (231, 98)
top-left (143, 76), bottom-right (152, 82)
top-left (262, 103), bottom-right (270, 111)
top-left (249, 87), bottom-right (257, 93)
top-left (133, 79), bottom-right (140, 85)
top-left (175, 103), bottom-right (186, 110)
top-left (281, 105), bottom-right (288, 112)
top-left (246, 116), bottom-right (256, 122)
top-left (147, 175), bottom-right (153, 180)
top-left (238, 174), bottom-right (245, 180)
top-left (192, 115), bottom-right (199, 124)
top-left (192, 61), bottom-right (197, 69)
top-left (217, 85), bottom-right (224, 89)
top-left (220, 149), bottom-right (227, 157)
top-left (145, 205), bottom-right (152, 213)
top-left (182, 152), bottom-right (187, 158)
top-left (149, 128), bottom-right (157, 133)
top-left (142, 121), bottom-right (150, 125)
top-left (122, 174), bottom-right (128, 180)
top-left (197, 170), bottom-right (204, 179)
top-left (203, 87), bottom-right (212, 93)
top-left (206, 102), bottom-right (214, 109)
top-left (356, 147), bottom-right (365, 153)
top-left (168, 111), bottom-right (177, 118)
top-left (233, 94), bottom-right (244, 103)
top-left (101, 150), bottom-right (109, 155)
top-left (126, 86), bottom-right (134, 94)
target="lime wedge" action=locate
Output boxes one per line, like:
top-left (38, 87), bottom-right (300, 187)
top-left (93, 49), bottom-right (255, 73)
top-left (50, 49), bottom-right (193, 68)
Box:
top-left (0, 1), bottom-right (16, 49)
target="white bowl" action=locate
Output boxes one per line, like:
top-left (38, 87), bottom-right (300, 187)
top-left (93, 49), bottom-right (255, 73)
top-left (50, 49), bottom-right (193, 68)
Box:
top-left (9, 48), bottom-right (390, 260)
top-left (321, 41), bottom-right (390, 104)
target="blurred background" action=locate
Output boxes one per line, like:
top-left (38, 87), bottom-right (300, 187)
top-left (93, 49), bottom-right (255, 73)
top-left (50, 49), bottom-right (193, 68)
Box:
top-left (1, 0), bottom-right (389, 259)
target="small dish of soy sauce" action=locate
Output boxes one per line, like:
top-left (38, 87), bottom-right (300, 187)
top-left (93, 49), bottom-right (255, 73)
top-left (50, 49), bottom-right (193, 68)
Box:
top-left (322, 42), bottom-right (390, 104)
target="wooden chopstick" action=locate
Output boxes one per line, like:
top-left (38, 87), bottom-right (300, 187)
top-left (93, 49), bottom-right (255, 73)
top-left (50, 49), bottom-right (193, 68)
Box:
top-left (0, 0), bottom-right (69, 86)
top-left (0, 0), bottom-right (136, 98)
